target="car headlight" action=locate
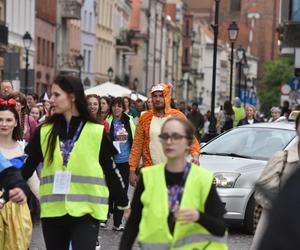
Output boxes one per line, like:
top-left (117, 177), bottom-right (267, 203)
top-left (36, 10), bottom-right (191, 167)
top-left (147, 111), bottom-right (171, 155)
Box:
top-left (213, 172), bottom-right (240, 188)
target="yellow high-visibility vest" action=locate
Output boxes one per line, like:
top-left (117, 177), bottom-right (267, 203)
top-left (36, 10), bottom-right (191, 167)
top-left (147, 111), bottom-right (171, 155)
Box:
top-left (39, 122), bottom-right (109, 220)
top-left (138, 163), bottom-right (228, 250)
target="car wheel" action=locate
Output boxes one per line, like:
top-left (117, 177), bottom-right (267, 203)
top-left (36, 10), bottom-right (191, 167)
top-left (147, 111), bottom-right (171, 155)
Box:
top-left (243, 195), bottom-right (255, 235)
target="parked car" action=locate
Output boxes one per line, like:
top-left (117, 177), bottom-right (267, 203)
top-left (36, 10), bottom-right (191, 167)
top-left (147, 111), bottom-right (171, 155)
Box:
top-left (200, 122), bottom-right (296, 234)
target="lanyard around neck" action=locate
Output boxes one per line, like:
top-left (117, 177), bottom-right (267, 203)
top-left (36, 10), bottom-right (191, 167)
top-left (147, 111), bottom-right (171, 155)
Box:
top-left (168, 162), bottom-right (191, 213)
top-left (60, 121), bottom-right (83, 166)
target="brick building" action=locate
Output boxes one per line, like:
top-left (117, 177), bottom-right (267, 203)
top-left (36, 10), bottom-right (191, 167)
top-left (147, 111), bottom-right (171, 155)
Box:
top-left (35, 0), bottom-right (56, 96)
top-left (218, 0), bottom-right (281, 79)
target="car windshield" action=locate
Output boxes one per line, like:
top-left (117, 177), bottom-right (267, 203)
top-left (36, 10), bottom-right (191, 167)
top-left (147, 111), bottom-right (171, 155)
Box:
top-left (202, 127), bottom-right (296, 160)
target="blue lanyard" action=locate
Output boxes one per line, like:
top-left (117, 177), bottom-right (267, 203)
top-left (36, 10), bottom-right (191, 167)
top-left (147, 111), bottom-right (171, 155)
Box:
top-left (169, 162), bottom-right (191, 213)
top-left (60, 121), bottom-right (83, 166)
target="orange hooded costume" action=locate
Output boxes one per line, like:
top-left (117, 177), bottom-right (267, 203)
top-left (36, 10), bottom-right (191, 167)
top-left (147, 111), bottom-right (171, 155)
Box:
top-left (129, 83), bottom-right (200, 172)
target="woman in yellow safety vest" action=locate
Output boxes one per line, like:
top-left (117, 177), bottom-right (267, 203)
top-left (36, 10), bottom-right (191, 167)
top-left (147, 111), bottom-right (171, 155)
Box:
top-left (22, 75), bottom-right (129, 250)
top-left (120, 117), bottom-right (228, 250)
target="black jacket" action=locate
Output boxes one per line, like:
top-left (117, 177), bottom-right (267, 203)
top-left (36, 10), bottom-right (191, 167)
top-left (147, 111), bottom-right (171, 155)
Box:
top-left (109, 113), bottom-right (134, 149)
top-left (0, 167), bottom-right (29, 202)
top-left (237, 118), bottom-right (259, 126)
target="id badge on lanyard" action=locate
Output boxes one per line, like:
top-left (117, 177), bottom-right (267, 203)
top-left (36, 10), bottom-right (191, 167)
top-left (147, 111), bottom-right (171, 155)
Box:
top-left (52, 171), bottom-right (72, 194)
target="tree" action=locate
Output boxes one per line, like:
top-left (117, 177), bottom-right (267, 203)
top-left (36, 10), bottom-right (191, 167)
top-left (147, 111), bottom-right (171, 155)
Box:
top-left (258, 57), bottom-right (294, 115)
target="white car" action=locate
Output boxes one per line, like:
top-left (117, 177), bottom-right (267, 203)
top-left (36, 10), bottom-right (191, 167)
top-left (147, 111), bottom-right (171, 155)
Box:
top-left (200, 122), bottom-right (296, 234)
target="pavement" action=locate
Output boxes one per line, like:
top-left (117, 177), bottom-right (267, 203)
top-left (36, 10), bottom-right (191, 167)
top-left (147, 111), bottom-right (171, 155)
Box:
top-left (30, 222), bottom-right (253, 250)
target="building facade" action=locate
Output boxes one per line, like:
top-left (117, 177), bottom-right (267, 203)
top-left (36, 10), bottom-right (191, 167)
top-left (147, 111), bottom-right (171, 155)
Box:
top-left (81, 0), bottom-right (97, 88)
top-left (5, 0), bottom-right (35, 92)
top-left (112, 0), bottom-right (132, 88)
top-left (129, 0), bottom-right (167, 95)
top-left (0, 0), bottom-right (8, 80)
top-left (35, 0), bottom-right (56, 96)
top-left (218, 0), bottom-right (280, 80)
top-left (56, 0), bottom-right (83, 76)
top-left (95, 0), bottom-right (114, 84)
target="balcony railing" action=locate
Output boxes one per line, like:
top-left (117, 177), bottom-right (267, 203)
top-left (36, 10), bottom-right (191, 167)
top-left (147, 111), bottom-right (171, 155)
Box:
top-left (116, 29), bottom-right (134, 47)
top-left (60, 0), bottom-right (82, 20)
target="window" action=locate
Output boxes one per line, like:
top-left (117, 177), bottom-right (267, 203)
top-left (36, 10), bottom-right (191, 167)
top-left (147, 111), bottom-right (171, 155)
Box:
top-left (51, 43), bottom-right (54, 67)
top-left (184, 48), bottom-right (189, 65)
top-left (46, 41), bottom-right (49, 67)
top-left (83, 49), bottom-right (86, 72)
top-left (230, 0), bottom-right (241, 12)
top-left (88, 50), bottom-right (91, 73)
top-left (84, 10), bottom-right (87, 30)
top-left (109, 3), bottom-right (112, 28)
top-left (292, 0), bottom-right (300, 21)
top-left (37, 37), bottom-right (41, 64)
top-left (41, 39), bottom-right (45, 65)
top-left (89, 12), bottom-right (92, 32)
top-left (185, 19), bottom-right (190, 36)
top-left (202, 127), bottom-right (296, 161)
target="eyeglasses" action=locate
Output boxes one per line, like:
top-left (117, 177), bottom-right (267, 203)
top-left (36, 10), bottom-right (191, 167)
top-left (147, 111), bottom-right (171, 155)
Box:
top-left (159, 133), bottom-right (187, 143)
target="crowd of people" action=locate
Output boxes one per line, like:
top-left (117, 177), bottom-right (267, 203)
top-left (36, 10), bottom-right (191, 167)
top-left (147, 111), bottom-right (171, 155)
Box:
top-left (0, 75), bottom-right (299, 250)
top-left (0, 77), bottom-right (229, 250)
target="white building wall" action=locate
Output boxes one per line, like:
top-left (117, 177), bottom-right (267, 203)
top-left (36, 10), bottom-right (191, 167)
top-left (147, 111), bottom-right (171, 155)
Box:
top-left (81, 0), bottom-right (97, 87)
top-left (112, 0), bottom-right (131, 83)
top-left (6, 0), bottom-right (35, 69)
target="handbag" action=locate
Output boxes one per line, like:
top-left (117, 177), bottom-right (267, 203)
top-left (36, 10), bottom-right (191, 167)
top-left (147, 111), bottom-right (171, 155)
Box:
top-left (255, 150), bottom-right (288, 209)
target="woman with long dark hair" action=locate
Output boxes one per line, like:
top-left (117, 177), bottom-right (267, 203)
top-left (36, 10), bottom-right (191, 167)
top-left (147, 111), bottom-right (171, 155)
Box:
top-left (0, 97), bottom-right (32, 249)
top-left (11, 92), bottom-right (37, 142)
top-left (99, 96), bottom-right (111, 120)
top-left (22, 75), bottom-right (129, 250)
top-left (86, 94), bottom-right (110, 133)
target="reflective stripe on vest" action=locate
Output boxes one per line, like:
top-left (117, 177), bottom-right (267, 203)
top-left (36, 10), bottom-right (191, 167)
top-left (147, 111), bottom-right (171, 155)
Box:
top-left (139, 242), bottom-right (171, 250)
top-left (40, 194), bottom-right (109, 204)
top-left (139, 234), bottom-right (227, 250)
top-left (174, 233), bottom-right (227, 248)
top-left (41, 175), bottom-right (106, 186)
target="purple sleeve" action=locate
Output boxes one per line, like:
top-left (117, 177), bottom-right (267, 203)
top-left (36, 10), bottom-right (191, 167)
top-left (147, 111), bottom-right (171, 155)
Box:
top-left (24, 115), bottom-right (37, 141)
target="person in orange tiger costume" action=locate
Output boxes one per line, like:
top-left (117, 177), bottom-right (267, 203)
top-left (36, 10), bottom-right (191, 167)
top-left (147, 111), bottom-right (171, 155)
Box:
top-left (129, 83), bottom-right (200, 186)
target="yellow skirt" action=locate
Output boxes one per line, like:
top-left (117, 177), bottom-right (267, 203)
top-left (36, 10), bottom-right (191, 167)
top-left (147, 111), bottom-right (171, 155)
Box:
top-left (0, 202), bottom-right (33, 250)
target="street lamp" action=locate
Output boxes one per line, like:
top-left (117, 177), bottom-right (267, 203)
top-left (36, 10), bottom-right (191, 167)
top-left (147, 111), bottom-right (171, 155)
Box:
top-left (243, 63), bottom-right (250, 104)
top-left (228, 21), bottom-right (239, 102)
top-left (22, 32), bottom-right (32, 95)
top-left (75, 54), bottom-right (84, 79)
top-left (236, 45), bottom-right (246, 99)
top-left (208, 0), bottom-right (221, 140)
top-left (107, 67), bottom-right (114, 82)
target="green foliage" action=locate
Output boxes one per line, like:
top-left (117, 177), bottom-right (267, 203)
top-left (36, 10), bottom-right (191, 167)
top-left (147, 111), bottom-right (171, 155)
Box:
top-left (258, 57), bottom-right (294, 114)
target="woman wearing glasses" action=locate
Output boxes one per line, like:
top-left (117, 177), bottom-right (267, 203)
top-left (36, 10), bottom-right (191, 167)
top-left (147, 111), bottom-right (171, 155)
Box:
top-left (120, 117), bottom-right (228, 250)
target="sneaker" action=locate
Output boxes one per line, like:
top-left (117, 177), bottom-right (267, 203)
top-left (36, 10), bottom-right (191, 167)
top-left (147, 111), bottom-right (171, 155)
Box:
top-left (95, 236), bottom-right (101, 250)
top-left (112, 225), bottom-right (125, 232)
top-left (99, 222), bottom-right (108, 229)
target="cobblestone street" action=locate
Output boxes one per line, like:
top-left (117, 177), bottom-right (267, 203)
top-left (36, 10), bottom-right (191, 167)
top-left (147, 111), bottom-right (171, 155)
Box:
top-left (30, 223), bottom-right (253, 250)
